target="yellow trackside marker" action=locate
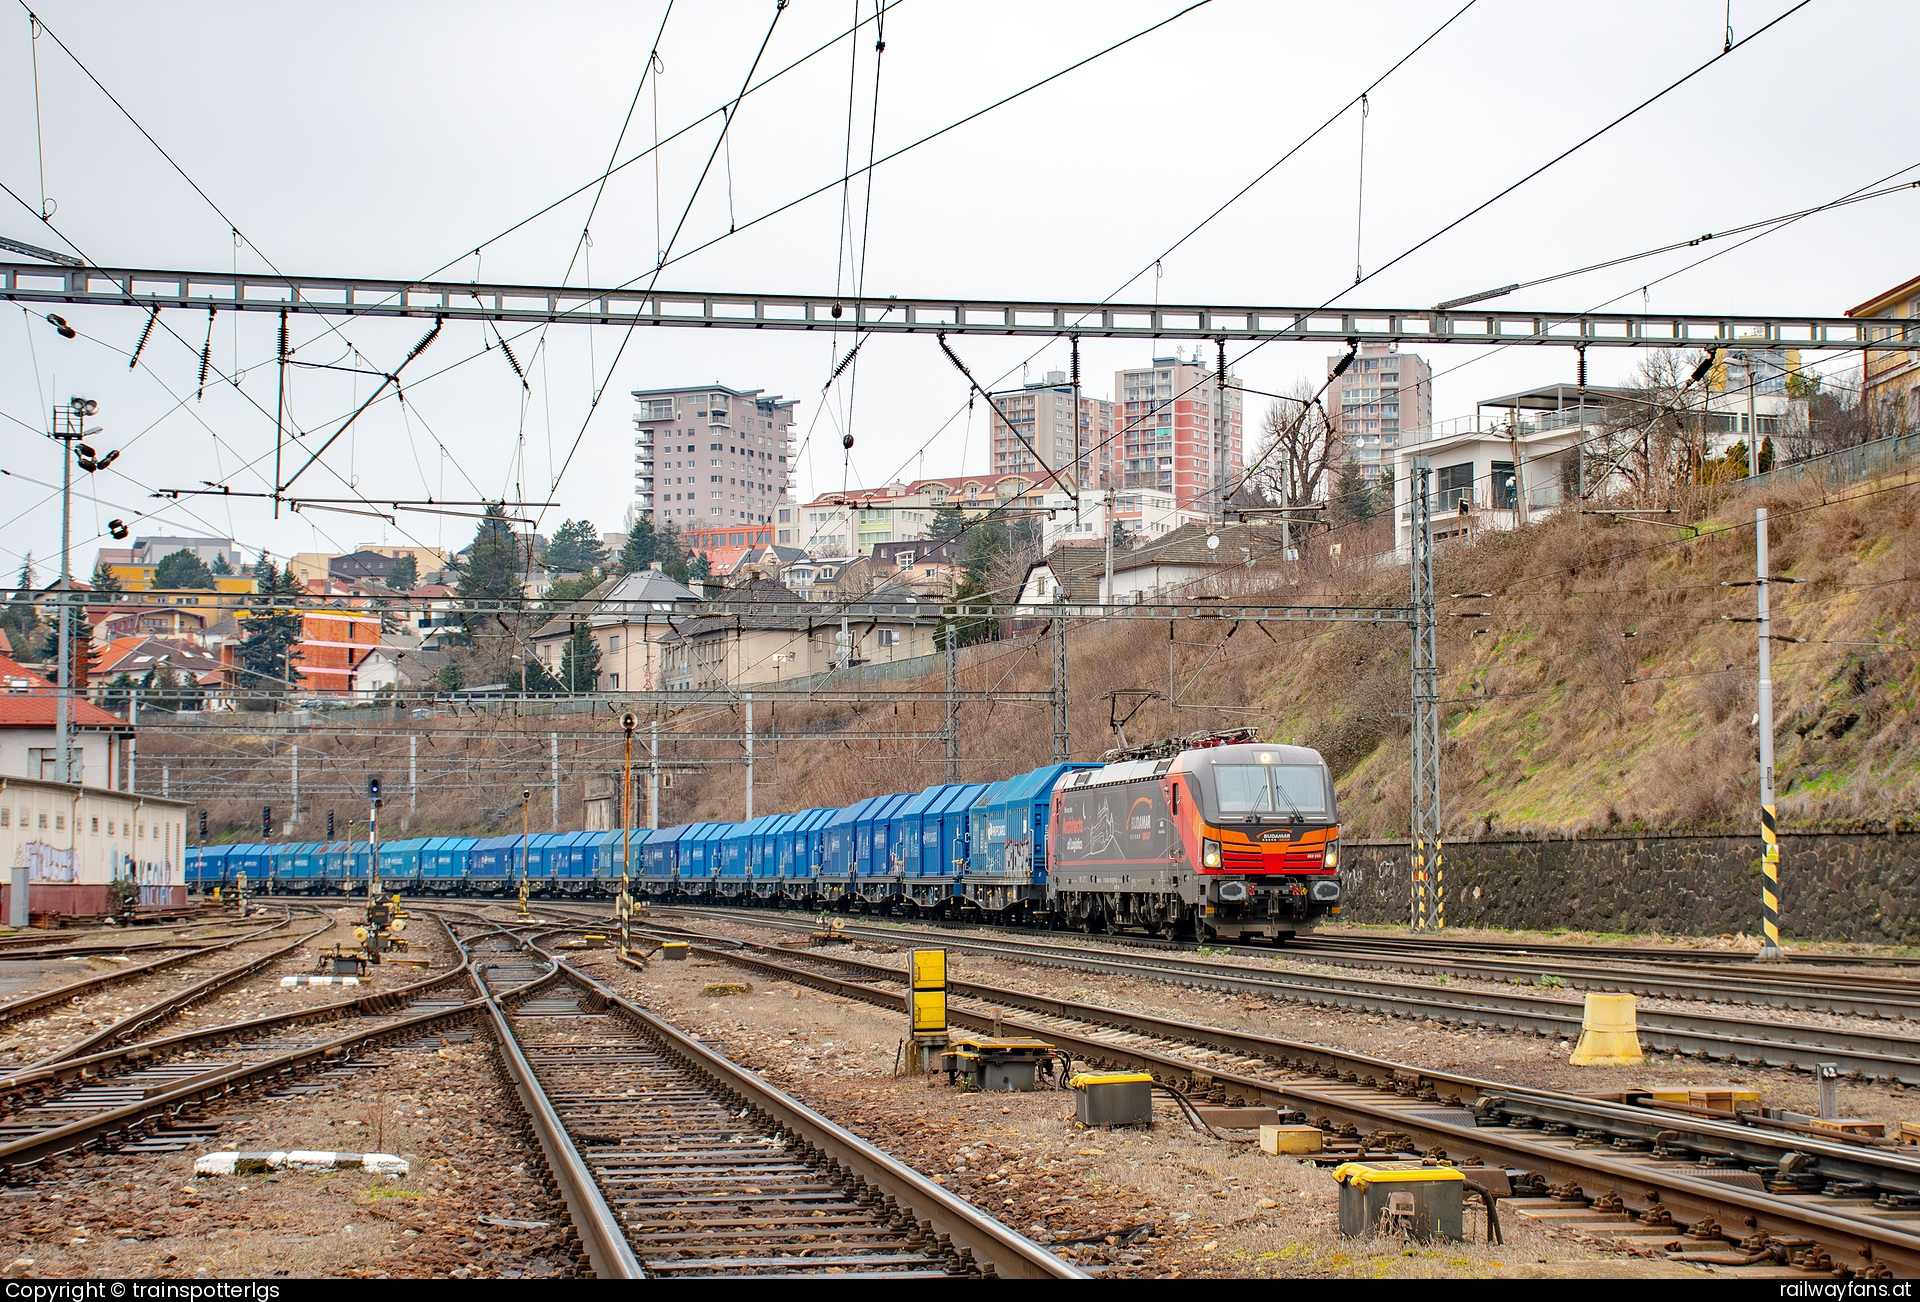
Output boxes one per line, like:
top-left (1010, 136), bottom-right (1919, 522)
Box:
top-left (1570, 993), bottom-right (1644, 1066)
top-left (910, 948), bottom-right (947, 1038)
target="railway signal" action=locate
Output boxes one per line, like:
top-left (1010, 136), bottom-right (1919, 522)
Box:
top-left (621, 713), bottom-right (637, 955)
top-left (261, 805), bottom-right (272, 839)
top-left (198, 809), bottom-right (207, 842)
top-left (518, 788), bottom-right (532, 918)
top-left (327, 809), bottom-right (334, 839)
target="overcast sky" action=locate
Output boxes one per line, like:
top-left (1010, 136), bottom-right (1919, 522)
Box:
top-left (3, 0), bottom-right (1915, 576)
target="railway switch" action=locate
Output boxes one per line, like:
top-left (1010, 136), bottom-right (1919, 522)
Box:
top-left (1332, 1161), bottom-right (1464, 1242)
top-left (1070, 1072), bottom-right (1153, 1127)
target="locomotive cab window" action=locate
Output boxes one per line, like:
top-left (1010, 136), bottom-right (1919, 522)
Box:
top-left (1211, 762), bottom-right (1329, 817)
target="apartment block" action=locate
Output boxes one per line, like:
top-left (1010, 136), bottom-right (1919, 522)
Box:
top-left (1111, 354), bottom-right (1243, 513)
top-left (986, 371), bottom-right (1116, 489)
top-left (1326, 342), bottom-right (1432, 476)
top-left (632, 385), bottom-right (797, 531)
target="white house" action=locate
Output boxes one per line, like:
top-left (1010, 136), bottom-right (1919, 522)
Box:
top-left (1391, 383), bottom-right (1631, 557)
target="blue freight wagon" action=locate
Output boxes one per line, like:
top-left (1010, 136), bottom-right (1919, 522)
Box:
top-left (419, 836), bottom-right (479, 891)
top-left (642, 825), bottom-right (691, 886)
top-left (966, 762), bottom-right (1098, 914)
top-left (777, 808), bottom-right (836, 891)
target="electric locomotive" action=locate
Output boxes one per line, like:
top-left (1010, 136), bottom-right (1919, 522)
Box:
top-left (1047, 729), bottom-right (1340, 942)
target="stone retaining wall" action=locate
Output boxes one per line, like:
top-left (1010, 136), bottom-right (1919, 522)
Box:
top-left (1337, 832), bottom-right (1919, 943)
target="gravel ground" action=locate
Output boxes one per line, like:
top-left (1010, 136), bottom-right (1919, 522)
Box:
top-left (0, 1028), bottom-right (573, 1280)
top-left (653, 914), bottom-right (1920, 1149)
top-left (571, 948), bottom-right (1700, 1280)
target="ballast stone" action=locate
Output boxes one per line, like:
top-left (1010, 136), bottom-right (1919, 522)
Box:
top-left (195, 1150), bottom-right (408, 1177)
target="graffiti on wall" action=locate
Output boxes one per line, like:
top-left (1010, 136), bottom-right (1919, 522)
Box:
top-left (17, 842), bottom-right (76, 882)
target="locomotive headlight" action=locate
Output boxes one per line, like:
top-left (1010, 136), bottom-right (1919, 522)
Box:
top-left (1323, 840), bottom-right (1340, 869)
top-left (1201, 838), bottom-right (1222, 869)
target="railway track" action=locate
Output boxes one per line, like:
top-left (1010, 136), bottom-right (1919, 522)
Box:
top-left (0, 916), bottom-right (477, 1176)
top-left (657, 907), bottom-right (1920, 1084)
top-left (643, 901), bottom-right (1920, 1018)
top-left (0, 912), bottom-right (320, 1034)
top-left (642, 918), bottom-right (1920, 1279)
top-left (453, 918), bottom-right (1082, 1279)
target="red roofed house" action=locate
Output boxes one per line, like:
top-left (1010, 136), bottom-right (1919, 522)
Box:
top-left (0, 652), bottom-right (137, 788)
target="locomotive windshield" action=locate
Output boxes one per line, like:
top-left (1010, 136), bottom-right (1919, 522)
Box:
top-left (1211, 763), bottom-right (1329, 817)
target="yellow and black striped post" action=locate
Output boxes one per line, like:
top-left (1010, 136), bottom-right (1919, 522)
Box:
top-left (1759, 804), bottom-right (1782, 958)
top-left (1412, 840), bottom-right (1429, 931)
top-left (1433, 841), bottom-right (1445, 930)
top-left (1754, 508), bottom-right (1783, 962)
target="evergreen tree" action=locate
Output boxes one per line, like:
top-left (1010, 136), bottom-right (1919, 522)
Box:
top-left (89, 560), bottom-right (124, 595)
top-left (386, 553), bottom-right (418, 591)
top-left (927, 504), bottom-right (969, 548)
top-left (210, 553), bottom-right (233, 576)
top-left (1330, 456), bottom-right (1383, 526)
top-left (949, 516), bottom-right (1009, 646)
top-left (100, 671), bottom-right (135, 715)
top-left (559, 623), bottom-right (602, 692)
top-left (616, 518), bottom-right (659, 574)
top-left (435, 661), bottom-right (466, 693)
top-left (657, 522), bottom-right (696, 585)
top-left (153, 548), bottom-right (216, 589)
top-left (454, 505), bottom-right (525, 638)
top-left (1, 556), bottom-right (38, 652)
top-left (236, 554), bottom-right (302, 698)
top-left (688, 553), bottom-right (712, 582)
top-left (543, 518), bottom-right (608, 572)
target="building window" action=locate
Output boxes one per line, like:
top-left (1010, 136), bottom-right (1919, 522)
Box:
top-left (609, 674), bottom-right (619, 689)
top-left (91, 816), bottom-right (99, 834)
top-left (608, 634), bottom-right (620, 653)
top-left (38, 812), bottom-right (48, 830)
top-left (55, 814), bottom-right (65, 831)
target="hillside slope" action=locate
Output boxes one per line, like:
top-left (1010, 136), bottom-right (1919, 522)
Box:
top-left (673, 466), bottom-right (1919, 843)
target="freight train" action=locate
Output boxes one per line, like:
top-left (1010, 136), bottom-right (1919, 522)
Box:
top-left (184, 730), bottom-right (1342, 941)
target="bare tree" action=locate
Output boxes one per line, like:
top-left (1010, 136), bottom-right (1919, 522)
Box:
top-left (1586, 346), bottom-right (1712, 505)
top-left (1245, 380), bottom-right (1341, 509)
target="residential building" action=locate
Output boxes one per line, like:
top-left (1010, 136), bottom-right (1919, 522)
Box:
top-left (90, 637), bottom-right (224, 699)
top-left (1034, 488), bottom-right (1204, 552)
top-left (1111, 353), bottom-right (1244, 512)
top-left (1325, 341), bottom-right (1433, 476)
top-left (870, 538), bottom-right (963, 597)
top-left (1846, 273), bottom-right (1920, 436)
top-left (93, 536), bottom-right (243, 587)
top-left (0, 774), bottom-right (189, 920)
top-left (1390, 383), bottom-right (1630, 556)
top-left (631, 384), bottom-right (797, 531)
top-left (797, 484), bottom-right (932, 555)
top-left (1014, 522), bottom-right (1274, 613)
top-left (1703, 344), bottom-right (1807, 456)
top-left (0, 652), bottom-right (137, 789)
top-left (328, 550), bottom-right (406, 584)
top-left (985, 370), bottom-right (1117, 488)
top-left (657, 578), bottom-right (936, 691)
top-left (528, 568), bottom-right (703, 693)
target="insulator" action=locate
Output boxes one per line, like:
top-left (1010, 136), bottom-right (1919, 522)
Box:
top-left (829, 339), bottom-right (863, 381)
top-left (842, 433), bottom-right (855, 451)
top-left (129, 309), bottom-right (158, 370)
top-left (278, 311), bottom-right (291, 361)
top-left (497, 332), bottom-right (528, 389)
top-left (831, 302), bottom-right (843, 319)
top-left (407, 316), bottom-right (443, 362)
top-left (197, 309), bottom-right (216, 399)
